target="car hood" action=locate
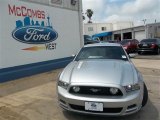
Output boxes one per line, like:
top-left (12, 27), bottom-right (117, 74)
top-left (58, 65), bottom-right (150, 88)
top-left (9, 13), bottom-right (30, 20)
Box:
top-left (60, 60), bottom-right (138, 86)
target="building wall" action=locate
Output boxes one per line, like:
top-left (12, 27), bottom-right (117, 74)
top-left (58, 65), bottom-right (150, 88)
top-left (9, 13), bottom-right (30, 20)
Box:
top-left (20, 0), bottom-right (79, 11)
top-left (84, 21), bottom-right (134, 36)
top-left (112, 26), bottom-right (145, 41)
top-left (112, 21), bottom-right (134, 30)
top-left (96, 23), bottom-right (113, 34)
top-left (134, 31), bottom-right (145, 41)
top-left (146, 23), bottom-right (160, 38)
top-left (84, 22), bottom-right (160, 41)
top-left (0, 0), bottom-right (82, 82)
top-left (83, 23), bottom-right (97, 36)
top-left (83, 23), bottom-right (113, 36)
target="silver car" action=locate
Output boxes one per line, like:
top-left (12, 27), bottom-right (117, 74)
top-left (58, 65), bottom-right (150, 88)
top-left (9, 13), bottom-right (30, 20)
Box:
top-left (57, 43), bottom-right (148, 116)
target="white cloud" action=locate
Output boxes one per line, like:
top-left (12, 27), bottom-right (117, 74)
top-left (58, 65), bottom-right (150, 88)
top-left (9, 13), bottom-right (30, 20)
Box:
top-left (82, 0), bottom-right (160, 25)
top-left (121, 0), bottom-right (159, 15)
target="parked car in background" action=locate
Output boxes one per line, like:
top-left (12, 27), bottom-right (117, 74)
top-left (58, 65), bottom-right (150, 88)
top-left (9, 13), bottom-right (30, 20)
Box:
top-left (120, 39), bottom-right (139, 54)
top-left (138, 38), bottom-right (160, 55)
top-left (57, 43), bottom-right (148, 116)
top-left (84, 35), bottom-right (100, 45)
top-left (92, 37), bottom-right (101, 42)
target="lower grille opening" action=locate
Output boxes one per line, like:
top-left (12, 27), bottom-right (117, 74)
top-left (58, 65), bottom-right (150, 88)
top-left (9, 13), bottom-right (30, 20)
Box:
top-left (69, 104), bottom-right (122, 113)
top-left (127, 104), bottom-right (136, 109)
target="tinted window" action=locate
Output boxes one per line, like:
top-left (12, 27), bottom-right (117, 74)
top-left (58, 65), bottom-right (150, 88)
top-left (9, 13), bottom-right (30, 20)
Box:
top-left (84, 40), bottom-right (99, 45)
top-left (84, 35), bottom-right (92, 40)
top-left (75, 46), bottom-right (128, 61)
top-left (140, 39), bottom-right (157, 43)
top-left (134, 40), bottom-right (139, 44)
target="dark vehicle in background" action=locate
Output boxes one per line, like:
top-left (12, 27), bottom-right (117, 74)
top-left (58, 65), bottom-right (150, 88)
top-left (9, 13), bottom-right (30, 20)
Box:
top-left (120, 39), bottom-right (139, 54)
top-left (84, 35), bottom-right (100, 45)
top-left (138, 39), bottom-right (160, 55)
top-left (108, 40), bottom-right (120, 43)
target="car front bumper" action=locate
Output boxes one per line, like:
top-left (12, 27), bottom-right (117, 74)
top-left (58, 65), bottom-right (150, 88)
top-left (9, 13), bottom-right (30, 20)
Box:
top-left (57, 84), bottom-right (144, 116)
top-left (138, 48), bottom-right (157, 52)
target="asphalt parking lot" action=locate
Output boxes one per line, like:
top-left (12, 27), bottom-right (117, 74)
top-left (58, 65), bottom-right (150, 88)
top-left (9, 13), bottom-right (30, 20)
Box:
top-left (132, 53), bottom-right (160, 60)
top-left (0, 58), bottom-right (160, 120)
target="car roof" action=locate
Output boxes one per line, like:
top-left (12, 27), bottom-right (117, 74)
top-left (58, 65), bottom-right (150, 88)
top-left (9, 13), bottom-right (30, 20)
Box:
top-left (84, 43), bottom-right (121, 48)
top-left (121, 39), bottom-right (134, 41)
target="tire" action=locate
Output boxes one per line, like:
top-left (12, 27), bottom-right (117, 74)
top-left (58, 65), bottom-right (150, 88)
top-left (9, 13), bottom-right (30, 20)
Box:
top-left (156, 48), bottom-right (160, 55)
top-left (138, 51), bottom-right (141, 55)
top-left (142, 83), bottom-right (148, 107)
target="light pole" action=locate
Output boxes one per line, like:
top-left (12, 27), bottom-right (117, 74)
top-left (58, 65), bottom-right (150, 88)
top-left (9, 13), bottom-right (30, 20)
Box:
top-left (142, 19), bottom-right (147, 38)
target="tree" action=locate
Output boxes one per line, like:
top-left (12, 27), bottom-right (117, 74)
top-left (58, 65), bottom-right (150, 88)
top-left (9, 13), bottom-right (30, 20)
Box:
top-left (86, 9), bottom-right (93, 23)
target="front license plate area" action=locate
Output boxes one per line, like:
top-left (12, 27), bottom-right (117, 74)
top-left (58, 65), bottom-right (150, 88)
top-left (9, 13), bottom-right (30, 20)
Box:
top-left (85, 102), bottom-right (103, 111)
top-left (143, 44), bottom-right (148, 47)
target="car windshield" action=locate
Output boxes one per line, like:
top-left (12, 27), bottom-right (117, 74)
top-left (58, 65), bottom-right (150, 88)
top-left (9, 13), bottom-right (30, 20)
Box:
top-left (140, 39), bottom-right (157, 43)
top-left (75, 46), bottom-right (128, 61)
top-left (120, 40), bottom-right (130, 45)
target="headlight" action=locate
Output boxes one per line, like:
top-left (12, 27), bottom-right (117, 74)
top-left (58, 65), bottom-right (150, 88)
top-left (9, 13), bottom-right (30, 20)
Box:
top-left (58, 81), bottom-right (69, 90)
top-left (109, 87), bottom-right (119, 95)
top-left (124, 83), bottom-right (140, 92)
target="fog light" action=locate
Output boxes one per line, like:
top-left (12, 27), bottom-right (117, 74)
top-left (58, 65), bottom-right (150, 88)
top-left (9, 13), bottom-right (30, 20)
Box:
top-left (126, 85), bottom-right (132, 91)
top-left (73, 86), bottom-right (80, 92)
top-left (110, 88), bottom-right (118, 95)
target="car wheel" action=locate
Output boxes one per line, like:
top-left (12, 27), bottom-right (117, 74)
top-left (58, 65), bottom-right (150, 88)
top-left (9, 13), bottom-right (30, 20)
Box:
top-left (142, 83), bottom-right (148, 107)
top-left (156, 48), bottom-right (160, 55)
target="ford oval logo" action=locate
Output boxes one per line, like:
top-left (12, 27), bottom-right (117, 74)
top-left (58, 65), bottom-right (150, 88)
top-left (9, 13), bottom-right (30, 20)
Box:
top-left (12, 26), bottom-right (58, 44)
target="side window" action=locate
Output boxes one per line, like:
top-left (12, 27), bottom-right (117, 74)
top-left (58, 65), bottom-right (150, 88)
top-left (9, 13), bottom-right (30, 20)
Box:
top-left (135, 40), bottom-right (139, 44)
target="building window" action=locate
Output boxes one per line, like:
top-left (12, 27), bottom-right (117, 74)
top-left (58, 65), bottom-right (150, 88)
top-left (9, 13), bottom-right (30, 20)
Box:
top-left (88, 27), bottom-right (93, 31)
top-left (21, 0), bottom-right (49, 4)
top-left (101, 27), bottom-right (107, 31)
top-left (50, 0), bottom-right (62, 5)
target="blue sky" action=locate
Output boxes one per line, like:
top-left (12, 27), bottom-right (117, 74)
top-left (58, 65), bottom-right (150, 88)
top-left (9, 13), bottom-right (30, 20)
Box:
top-left (82, 0), bottom-right (160, 26)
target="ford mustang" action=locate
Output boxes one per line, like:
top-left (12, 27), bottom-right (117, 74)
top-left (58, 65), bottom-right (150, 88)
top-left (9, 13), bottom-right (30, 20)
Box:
top-left (57, 43), bottom-right (148, 116)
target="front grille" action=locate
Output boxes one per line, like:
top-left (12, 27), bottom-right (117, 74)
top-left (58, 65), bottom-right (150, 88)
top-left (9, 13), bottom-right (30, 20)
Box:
top-left (69, 104), bottom-right (123, 113)
top-left (69, 86), bottom-right (123, 96)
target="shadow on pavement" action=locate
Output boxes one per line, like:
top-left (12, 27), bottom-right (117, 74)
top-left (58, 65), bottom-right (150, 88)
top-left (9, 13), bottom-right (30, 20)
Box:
top-left (0, 69), bottom-right (62, 97)
top-left (63, 99), bottom-right (159, 120)
top-left (133, 53), bottom-right (160, 60)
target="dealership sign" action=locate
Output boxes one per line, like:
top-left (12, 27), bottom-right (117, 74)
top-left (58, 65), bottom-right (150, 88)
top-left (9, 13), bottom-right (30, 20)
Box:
top-left (9, 4), bottom-right (58, 50)
top-left (12, 25), bottom-right (58, 44)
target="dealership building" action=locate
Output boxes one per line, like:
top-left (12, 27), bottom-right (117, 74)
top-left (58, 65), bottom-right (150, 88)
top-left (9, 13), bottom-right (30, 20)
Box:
top-left (0, 0), bottom-right (83, 82)
top-left (84, 22), bottom-right (160, 41)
